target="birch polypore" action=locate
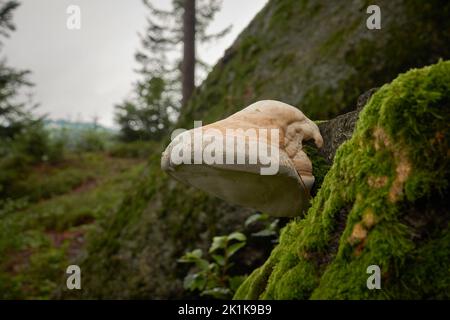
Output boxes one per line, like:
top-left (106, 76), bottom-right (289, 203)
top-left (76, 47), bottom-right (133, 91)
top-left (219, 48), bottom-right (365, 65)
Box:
top-left (161, 100), bottom-right (323, 217)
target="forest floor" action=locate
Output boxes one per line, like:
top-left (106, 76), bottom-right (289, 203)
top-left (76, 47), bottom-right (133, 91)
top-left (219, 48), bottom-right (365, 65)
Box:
top-left (0, 152), bottom-right (146, 299)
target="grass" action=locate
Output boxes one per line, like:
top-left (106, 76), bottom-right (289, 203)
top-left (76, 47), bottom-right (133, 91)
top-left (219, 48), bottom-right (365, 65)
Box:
top-left (0, 152), bottom-right (146, 299)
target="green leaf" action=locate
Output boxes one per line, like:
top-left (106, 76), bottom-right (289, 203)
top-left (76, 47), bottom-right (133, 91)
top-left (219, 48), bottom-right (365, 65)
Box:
top-left (208, 262), bottom-right (219, 273)
top-left (178, 256), bottom-right (192, 264)
top-left (226, 241), bottom-right (246, 258)
top-left (191, 249), bottom-right (203, 258)
top-left (227, 232), bottom-right (246, 242)
top-left (251, 229), bottom-right (277, 237)
top-left (183, 273), bottom-right (206, 291)
top-left (195, 258), bottom-right (210, 271)
top-left (209, 236), bottom-right (227, 253)
top-left (244, 213), bottom-right (262, 227)
top-left (183, 273), bottom-right (196, 290)
top-left (178, 248), bottom-right (203, 263)
top-left (212, 254), bottom-right (225, 266)
top-left (269, 219), bottom-right (279, 231)
top-left (201, 287), bottom-right (231, 299)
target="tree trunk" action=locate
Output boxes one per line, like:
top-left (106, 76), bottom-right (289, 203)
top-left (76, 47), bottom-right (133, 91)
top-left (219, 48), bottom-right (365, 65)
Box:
top-left (313, 88), bottom-right (378, 163)
top-left (182, 0), bottom-right (196, 107)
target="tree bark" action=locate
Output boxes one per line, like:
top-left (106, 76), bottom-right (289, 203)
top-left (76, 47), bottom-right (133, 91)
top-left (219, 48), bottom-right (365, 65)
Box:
top-left (315, 88), bottom-right (378, 163)
top-left (182, 0), bottom-right (196, 107)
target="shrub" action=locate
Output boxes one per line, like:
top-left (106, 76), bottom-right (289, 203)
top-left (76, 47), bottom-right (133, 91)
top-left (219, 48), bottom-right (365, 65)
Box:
top-left (75, 130), bottom-right (106, 152)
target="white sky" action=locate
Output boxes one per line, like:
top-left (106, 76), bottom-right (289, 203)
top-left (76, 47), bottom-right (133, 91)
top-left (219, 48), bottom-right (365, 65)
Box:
top-left (2, 0), bottom-right (268, 127)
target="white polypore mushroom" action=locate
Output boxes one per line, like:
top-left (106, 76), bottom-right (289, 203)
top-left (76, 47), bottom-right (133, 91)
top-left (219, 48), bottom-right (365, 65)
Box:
top-left (161, 100), bottom-right (323, 217)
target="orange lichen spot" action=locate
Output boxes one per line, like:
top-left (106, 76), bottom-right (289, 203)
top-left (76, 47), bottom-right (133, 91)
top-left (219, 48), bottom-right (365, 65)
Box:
top-left (373, 126), bottom-right (391, 150)
top-left (372, 126), bottom-right (412, 202)
top-left (368, 175), bottom-right (388, 188)
top-left (388, 154), bottom-right (412, 202)
top-left (349, 222), bottom-right (367, 245)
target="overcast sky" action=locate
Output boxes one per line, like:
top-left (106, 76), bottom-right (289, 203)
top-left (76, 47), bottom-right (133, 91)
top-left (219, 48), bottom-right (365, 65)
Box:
top-left (3, 0), bottom-right (268, 127)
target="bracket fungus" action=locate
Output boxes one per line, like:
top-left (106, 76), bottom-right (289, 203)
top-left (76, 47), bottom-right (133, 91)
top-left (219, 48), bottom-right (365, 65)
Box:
top-left (161, 100), bottom-right (323, 217)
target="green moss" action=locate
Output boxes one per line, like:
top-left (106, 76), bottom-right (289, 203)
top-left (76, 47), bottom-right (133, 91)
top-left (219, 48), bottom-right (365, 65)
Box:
top-left (235, 60), bottom-right (450, 299)
top-left (303, 144), bottom-right (331, 195)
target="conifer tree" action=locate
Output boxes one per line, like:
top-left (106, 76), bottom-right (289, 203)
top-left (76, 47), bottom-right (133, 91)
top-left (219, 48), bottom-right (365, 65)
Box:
top-left (0, 0), bottom-right (36, 140)
top-left (115, 0), bottom-right (230, 141)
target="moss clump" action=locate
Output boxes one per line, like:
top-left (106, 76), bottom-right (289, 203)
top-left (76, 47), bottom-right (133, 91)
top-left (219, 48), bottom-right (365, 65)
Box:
top-left (303, 144), bottom-right (331, 196)
top-left (235, 60), bottom-right (450, 299)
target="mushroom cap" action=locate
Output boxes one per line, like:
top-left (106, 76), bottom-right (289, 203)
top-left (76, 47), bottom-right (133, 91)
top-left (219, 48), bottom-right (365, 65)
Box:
top-left (161, 100), bottom-right (323, 217)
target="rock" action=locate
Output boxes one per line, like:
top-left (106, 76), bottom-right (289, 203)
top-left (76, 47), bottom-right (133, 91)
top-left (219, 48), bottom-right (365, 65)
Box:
top-left (316, 88), bottom-right (378, 163)
top-left (180, 0), bottom-right (450, 127)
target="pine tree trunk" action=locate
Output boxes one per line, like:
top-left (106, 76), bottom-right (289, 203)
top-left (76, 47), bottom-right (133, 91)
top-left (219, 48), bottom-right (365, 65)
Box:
top-left (182, 0), bottom-right (196, 107)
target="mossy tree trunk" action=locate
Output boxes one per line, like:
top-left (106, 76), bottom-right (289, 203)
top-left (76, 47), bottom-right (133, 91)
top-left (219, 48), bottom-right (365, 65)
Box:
top-left (315, 88), bottom-right (378, 164)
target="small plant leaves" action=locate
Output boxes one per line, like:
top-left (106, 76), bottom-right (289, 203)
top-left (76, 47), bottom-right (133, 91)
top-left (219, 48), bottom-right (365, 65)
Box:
top-left (212, 254), bottom-right (225, 266)
top-left (209, 236), bottom-right (227, 253)
top-left (226, 241), bottom-right (246, 258)
top-left (201, 287), bottom-right (231, 299)
top-left (251, 229), bottom-right (277, 237)
top-left (183, 273), bottom-right (206, 291)
top-left (244, 213), bottom-right (262, 227)
top-left (227, 231), bottom-right (246, 242)
top-left (178, 248), bottom-right (203, 263)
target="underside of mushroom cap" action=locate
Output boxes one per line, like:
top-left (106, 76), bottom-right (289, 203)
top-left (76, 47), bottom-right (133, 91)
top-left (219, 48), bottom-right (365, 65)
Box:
top-left (161, 100), bottom-right (323, 217)
top-left (162, 136), bottom-right (309, 216)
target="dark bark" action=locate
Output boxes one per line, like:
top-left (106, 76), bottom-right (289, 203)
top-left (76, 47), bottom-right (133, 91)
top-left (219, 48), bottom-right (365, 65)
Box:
top-left (316, 88), bottom-right (378, 163)
top-left (182, 0), bottom-right (196, 107)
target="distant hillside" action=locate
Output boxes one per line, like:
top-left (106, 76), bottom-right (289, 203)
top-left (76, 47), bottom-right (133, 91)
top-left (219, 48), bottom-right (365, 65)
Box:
top-left (44, 119), bottom-right (116, 133)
